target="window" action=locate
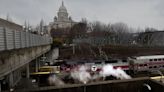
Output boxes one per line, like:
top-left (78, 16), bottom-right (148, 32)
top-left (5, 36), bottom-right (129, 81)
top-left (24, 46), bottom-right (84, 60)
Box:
top-left (79, 62), bottom-right (84, 64)
top-left (149, 59), bottom-right (153, 61)
top-left (158, 59), bottom-right (161, 61)
top-left (95, 62), bottom-right (101, 64)
top-left (154, 59), bottom-right (157, 61)
top-left (139, 64), bottom-right (143, 66)
top-left (154, 66), bottom-right (157, 68)
top-left (105, 60), bottom-right (118, 63)
top-left (122, 60), bottom-right (127, 62)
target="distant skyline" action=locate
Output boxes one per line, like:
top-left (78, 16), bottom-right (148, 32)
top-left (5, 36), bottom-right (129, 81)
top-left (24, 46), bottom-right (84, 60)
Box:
top-left (0, 0), bottom-right (164, 30)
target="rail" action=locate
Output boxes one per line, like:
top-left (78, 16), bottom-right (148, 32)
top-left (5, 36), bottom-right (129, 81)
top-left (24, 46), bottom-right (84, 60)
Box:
top-left (0, 27), bottom-right (52, 51)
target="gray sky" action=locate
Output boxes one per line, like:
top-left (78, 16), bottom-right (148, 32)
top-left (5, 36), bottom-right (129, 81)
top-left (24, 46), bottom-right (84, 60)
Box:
top-left (0, 0), bottom-right (164, 30)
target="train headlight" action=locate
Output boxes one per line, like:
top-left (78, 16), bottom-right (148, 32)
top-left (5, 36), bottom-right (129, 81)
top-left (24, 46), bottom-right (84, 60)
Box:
top-left (91, 65), bottom-right (97, 72)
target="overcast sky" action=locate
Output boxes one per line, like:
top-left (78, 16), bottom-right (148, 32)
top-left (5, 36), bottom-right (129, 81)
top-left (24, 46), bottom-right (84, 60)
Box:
top-left (0, 0), bottom-right (164, 30)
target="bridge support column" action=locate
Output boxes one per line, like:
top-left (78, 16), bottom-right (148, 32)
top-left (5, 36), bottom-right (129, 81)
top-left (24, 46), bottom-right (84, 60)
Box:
top-left (26, 64), bottom-right (30, 78)
top-left (38, 58), bottom-right (41, 69)
top-left (0, 82), bottom-right (1, 92)
top-left (35, 59), bottom-right (38, 72)
top-left (9, 72), bottom-right (14, 88)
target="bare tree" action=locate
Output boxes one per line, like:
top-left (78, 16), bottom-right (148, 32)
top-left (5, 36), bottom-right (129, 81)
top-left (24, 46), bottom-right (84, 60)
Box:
top-left (110, 22), bottom-right (131, 44)
top-left (69, 22), bottom-right (88, 39)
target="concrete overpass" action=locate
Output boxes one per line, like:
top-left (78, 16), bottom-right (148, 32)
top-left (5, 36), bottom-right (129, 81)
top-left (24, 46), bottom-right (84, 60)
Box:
top-left (0, 27), bottom-right (52, 91)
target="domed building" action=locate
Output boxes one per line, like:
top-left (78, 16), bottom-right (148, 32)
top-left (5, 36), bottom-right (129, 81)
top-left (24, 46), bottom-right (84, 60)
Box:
top-left (49, 1), bottom-right (76, 29)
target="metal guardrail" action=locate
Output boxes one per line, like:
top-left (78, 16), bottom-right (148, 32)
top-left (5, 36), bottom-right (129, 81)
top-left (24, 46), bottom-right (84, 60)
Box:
top-left (16, 77), bottom-right (164, 92)
top-left (0, 27), bottom-right (52, 51)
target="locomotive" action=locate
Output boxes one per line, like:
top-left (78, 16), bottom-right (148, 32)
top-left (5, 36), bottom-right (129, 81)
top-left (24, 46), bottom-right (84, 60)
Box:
top-left (55, 55), bottom-right (164, 74)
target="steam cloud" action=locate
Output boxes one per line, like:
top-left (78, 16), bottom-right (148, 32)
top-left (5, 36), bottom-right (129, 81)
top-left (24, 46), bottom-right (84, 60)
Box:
top-left (48, 74), bottom-right (65, 86)
top-left (48, 64), bottom-right (131, 85)
top-left (70, 64), bottom-right (131, 84)
top-left (71, 65), bottom-right (91, 84)
top-left (100, 64), bottom-right (131, 80)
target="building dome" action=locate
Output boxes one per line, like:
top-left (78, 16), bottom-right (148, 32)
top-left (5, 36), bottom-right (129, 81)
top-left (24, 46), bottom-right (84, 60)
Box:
top-left (59, 1), bottom-right (67, 13)
top-left (49, 1), bottom-right (76, 30)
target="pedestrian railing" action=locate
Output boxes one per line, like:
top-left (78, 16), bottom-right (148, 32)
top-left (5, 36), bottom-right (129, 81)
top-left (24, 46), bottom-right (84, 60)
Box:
top-left (0, 27), bottom-right (52, 51)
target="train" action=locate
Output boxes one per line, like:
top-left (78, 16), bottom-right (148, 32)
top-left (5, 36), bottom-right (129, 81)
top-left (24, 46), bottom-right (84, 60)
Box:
top-left (30, 55), bottom-right (164, 86)
top-left (128, 55), bottom-right (164, 73)
top-left (54, 55), bottom-right (164, 74)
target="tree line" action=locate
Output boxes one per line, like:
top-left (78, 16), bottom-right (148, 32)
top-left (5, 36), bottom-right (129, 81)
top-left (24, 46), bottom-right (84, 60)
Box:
top-left (50, 18), bottom-right (161, 46)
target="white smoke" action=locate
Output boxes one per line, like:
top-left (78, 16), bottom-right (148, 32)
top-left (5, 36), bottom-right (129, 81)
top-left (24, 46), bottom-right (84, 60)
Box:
top-left (115, 68), bottom-right (131, 79)
top-left (48, 74), bottom-right (65, 86)
top-left (100, 64), bottom-right (131, 80)
top-left (70, 64), bottom-right (131, 84)
top-left (71, 65), bottom-right (91, 84)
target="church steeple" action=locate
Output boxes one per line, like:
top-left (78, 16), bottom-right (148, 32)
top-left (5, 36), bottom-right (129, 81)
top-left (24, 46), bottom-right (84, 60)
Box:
top-left (62, 1), bottom-right (64, 6)
top-left (50, 1), bottom-right (76, 29)
top-left (59, 1), bottom-right (67, 13)
top-left (58, 1), bottom-right (69, 21)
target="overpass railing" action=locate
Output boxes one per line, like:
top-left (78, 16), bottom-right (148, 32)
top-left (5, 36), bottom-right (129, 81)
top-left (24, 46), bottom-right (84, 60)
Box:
top-left (0, 27), bottom-right (52, 51)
